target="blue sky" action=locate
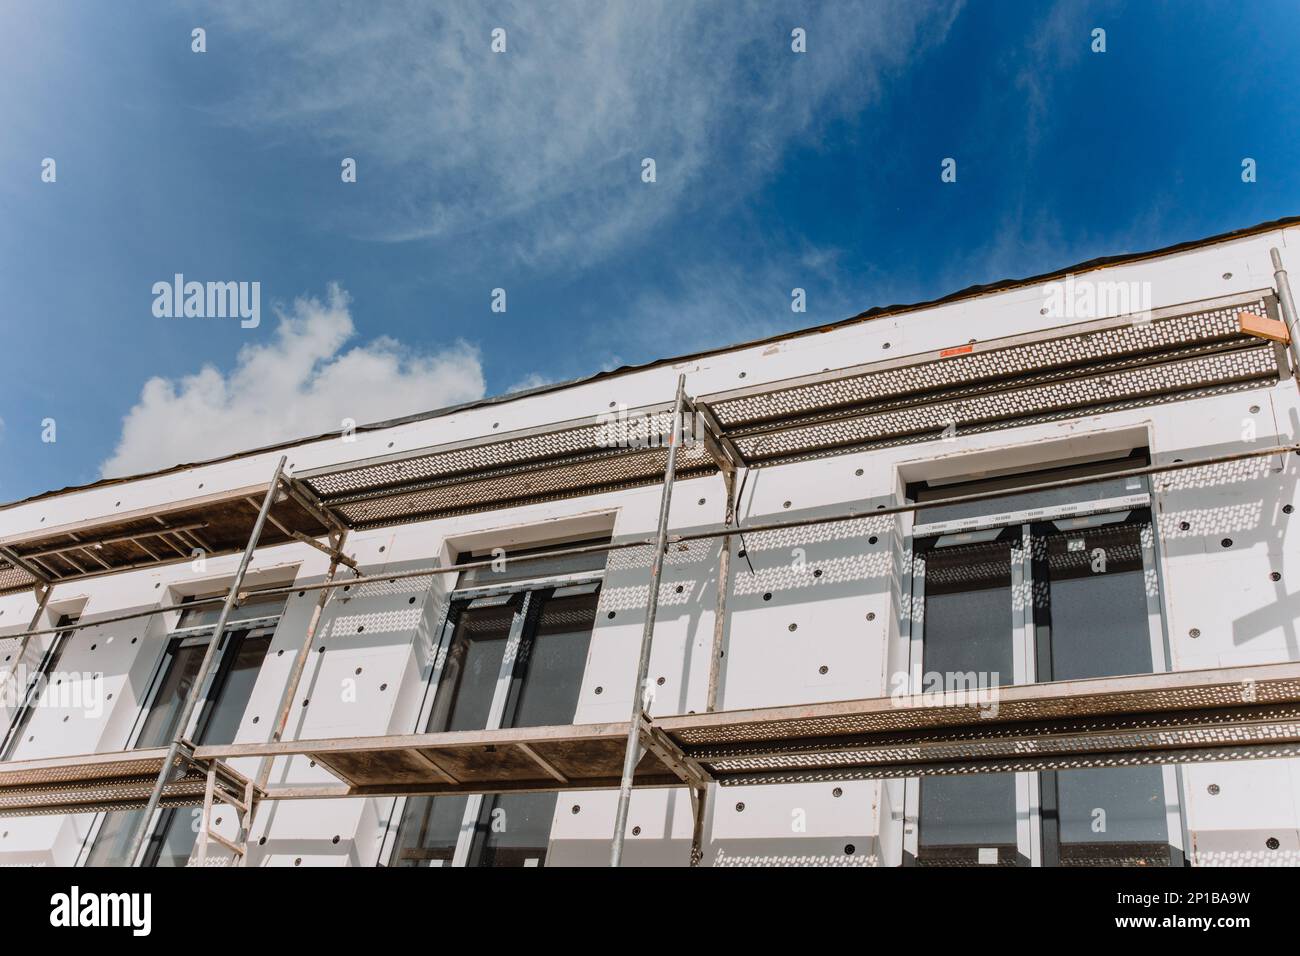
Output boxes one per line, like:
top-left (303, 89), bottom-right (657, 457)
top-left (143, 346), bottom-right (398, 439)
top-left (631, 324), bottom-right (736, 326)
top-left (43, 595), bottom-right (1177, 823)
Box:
top-left (1, 0), bottom-right (1298, 502)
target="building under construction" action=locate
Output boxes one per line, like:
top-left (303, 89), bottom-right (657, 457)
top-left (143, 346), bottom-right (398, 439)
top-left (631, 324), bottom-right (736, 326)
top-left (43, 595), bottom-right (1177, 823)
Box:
top-left (2, 218), bottom-right (1300, 867)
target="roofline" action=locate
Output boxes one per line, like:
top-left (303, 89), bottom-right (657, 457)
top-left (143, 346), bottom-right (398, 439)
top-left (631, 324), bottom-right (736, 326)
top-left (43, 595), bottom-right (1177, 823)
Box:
top-left (7, 212), bottom-right (1299, 512)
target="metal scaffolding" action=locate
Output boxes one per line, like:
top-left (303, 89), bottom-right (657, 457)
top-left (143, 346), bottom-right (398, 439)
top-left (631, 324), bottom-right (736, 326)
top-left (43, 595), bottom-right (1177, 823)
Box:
top-left (191, 661), bottom-right (1300, 788)
top-left (0, 461), bottom-right (356, 866)
top-left (2, 271), bottom-right (1300, 866)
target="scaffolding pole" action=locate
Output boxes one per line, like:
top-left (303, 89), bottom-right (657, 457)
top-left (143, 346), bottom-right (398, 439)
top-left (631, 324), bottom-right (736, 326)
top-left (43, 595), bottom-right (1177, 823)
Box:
top-left (1271, 247), bottom-right (1300, 385)
top-left (690, 465), bottom-right (737, 867)
top-left (125, 456), bottom-right (287, 866)
top-left (610, 374), bottom-right (686, 868)
top-left (253, 529), bottom-right (350, 802)
top-left (705, 469), bottom-right (737, 714)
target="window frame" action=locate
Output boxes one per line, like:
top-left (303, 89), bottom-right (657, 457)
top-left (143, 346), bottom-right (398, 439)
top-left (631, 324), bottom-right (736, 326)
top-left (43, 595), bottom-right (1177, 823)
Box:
top-left (75, 600), bottom-right (283, 867)
top-left (900, 479), bottom-right (1186, 867)
top-left (0, 613), bottom-right (82, 760)
top-left (377, 565), bottom-right (604, 868)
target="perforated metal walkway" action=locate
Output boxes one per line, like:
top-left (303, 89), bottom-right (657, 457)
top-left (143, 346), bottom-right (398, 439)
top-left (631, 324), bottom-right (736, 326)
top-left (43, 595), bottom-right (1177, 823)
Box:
top-left (0, 747), bottom-right (256, 817)
top-left (157, 662), bottom-right (1300, 802)
top-left (293, 290), bottom-right (1283, 528)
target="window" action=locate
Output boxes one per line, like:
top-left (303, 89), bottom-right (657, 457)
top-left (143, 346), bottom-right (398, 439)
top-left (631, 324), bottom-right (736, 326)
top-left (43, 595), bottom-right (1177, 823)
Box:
top-left (911, 532), bottom-right (1022, 865)
top-left (903, 456), bottom-right (1183, 867)
top-left (82, 595), bottom-right (283, 867)
top-left (1, 614), bottom-right (80, 760)
top-left (386, 545), bottom-right (604, 868)
top-left (917, 774), bottom-right (1019, 867)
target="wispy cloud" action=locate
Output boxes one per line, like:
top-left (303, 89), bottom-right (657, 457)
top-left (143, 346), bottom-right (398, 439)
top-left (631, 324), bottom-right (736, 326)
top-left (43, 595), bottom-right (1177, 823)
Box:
top-left (505, 371), bottom-right (554, 394)
top-left (101, 285), bottom-right (484, 477)
top-left (572, 246), bottom-right (868, 381)
top-left (943, 0), bottom-right (1144, 292)
top-left (209, 1), bottom-right (963, 271)
top-left (1013, 1), bottom-right (1092, 157)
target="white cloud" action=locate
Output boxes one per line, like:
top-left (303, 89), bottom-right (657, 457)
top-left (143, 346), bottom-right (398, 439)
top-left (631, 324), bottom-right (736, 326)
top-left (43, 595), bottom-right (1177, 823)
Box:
top-left (506, 372), bottom-right (553, 394)
top-left (1013, 0), bottom-right (1098, 157)
top-left (100, 285), bottom-right (485, 477)
top-left (211, 1), bottom-right (961, 270)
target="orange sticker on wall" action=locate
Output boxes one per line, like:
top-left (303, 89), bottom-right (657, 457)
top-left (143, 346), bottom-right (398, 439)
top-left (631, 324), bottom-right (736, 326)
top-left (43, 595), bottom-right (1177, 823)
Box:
top-left (940, 344), bottom-right (974, 358)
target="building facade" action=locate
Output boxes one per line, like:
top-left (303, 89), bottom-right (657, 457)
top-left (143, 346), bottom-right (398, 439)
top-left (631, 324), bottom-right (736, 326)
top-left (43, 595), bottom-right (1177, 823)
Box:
top-left (2, 219), bottom-right (1299, 866)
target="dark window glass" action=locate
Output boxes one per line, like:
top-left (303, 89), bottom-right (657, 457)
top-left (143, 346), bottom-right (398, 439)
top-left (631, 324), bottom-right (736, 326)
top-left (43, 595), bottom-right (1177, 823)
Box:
top-left (919, 534), bottom-right (1015, 690)
top-left (505, 589), bottom-right (597, 728)
top-left (1033, 515), bottom-right (1153, 681)
top-left (915, 536), bottom-right (1019, 865)
top-left (83, 804), bottom-right (139, 868)
top-left (85, 629), bottom-right (273, 867)
top-left (1048, 766), bottom-right (1173, 866)
top-left (391, 587), bottom-right (600, 868)
top-left (145, 631), bottom-right (273, 867)
top-left (917, 775), bottom-right (1020, 866)
top-left (1031, 515), bottom-right (1175, 866)
top-left (912, 474), bottom-right (1176, 868)
top-left (85, 640), bottom-right (206, 865)
top-left (423, 601), bottom-right (516, 734)
top-left (468, 792), bottom-right (559, 867)
top-left (390, 795), bottom-right (469, 867)
top-left (134, 641), bottom-right (207, 749)
top-left (196, 633), bottom-right (273, 747)
top-left (142, 805), bottom-right (207, 869)
top-left (464, 588), bottom-right (599, 867)
top-left (390, 599), bottom-right (517, 868)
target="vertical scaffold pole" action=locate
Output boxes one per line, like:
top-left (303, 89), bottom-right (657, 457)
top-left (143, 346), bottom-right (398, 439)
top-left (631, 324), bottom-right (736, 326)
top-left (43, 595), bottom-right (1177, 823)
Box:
top-left (690, 466), bottom-right (736, 866)
top-left (254, 530), bottom-right (349, 792)
top-left (1270, 248), bottom-right (1300, 391)
top-left (240, 530), bottom-right (351, 854)
top-left (610, 374), bottom-right (686, 867)
top-left (705, 469), bottom-right (736, 714)
top-left (126, 456), bottom-right (287, 866)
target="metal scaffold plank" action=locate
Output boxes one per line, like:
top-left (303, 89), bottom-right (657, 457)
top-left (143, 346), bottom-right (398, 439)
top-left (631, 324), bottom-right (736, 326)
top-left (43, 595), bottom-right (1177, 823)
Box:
top-left (657, 663), bottom-right (1300, 746)
top-left (196, 720), bottom-right (685, 797)
top-left (190, 663), bottom-right (1300, 798)
top-left (0, 747), bottom-right (256, 818)
top-left (0, 476), bottom-right (337, 597)
top-left (6, 664), bottom-right (1300, 819)
top-left (282, 291), bottom-right (1284, 529)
